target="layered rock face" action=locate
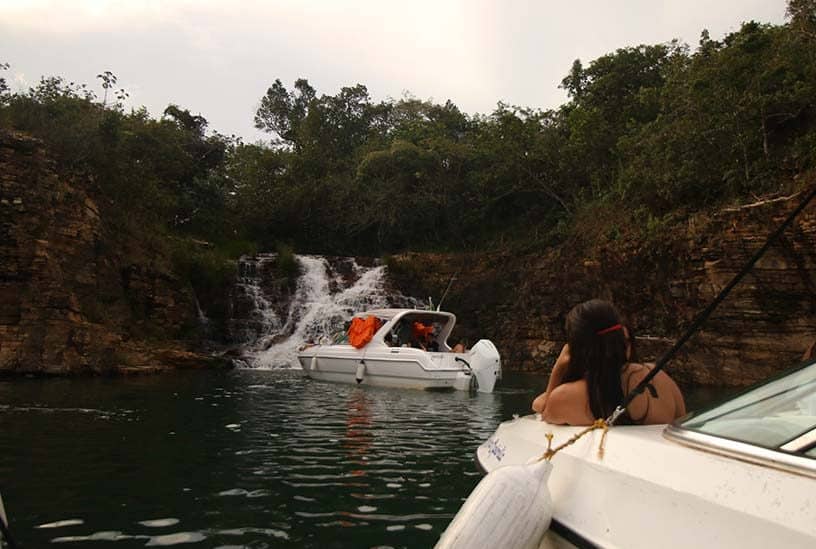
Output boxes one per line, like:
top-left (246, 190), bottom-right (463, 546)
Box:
top-left (390, 189), bottom-right (816, 387)
top-left (4, 129), bottom-right (815, 385)
top-left (652, 196), bottom-right (816, 385)
top-left (0, 130), bottom-right (217, 374)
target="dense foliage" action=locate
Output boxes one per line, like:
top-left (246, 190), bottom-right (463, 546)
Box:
top-left (2, 3), bottom-right (816, 263)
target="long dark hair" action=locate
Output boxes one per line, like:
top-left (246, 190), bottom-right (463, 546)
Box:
top-left (561, 299), bottom-right (628, 419)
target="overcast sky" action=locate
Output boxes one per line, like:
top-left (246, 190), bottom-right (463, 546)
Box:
top-left (1, 0), bottom-right (789, 142)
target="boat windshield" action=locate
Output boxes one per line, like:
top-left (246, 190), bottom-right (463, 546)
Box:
top-left (678, 360), bottom-right (816, 457)
top-left (332, 331), bottom-right (350, 344)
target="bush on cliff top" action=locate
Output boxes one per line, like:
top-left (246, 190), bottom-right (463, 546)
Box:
top-left (2, 5), bottom-right (816, 261)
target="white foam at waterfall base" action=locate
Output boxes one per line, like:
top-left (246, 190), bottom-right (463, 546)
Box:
top-left (246, 255), bottom-right (394, 369)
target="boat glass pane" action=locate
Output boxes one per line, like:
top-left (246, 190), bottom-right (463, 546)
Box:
top-left (680, 361), bottom-right (816, 450)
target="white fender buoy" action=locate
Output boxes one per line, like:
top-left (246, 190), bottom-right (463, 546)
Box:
top-left (310, 355), bottom-right (318, 371)
top-left (435, 459), bottom-right (553, 549)
top-left (355, 361), bottom-right (366, 384)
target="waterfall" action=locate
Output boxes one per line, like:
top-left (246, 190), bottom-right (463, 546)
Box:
top-left (228, 254), bottom-right (283, 344)
top-left (237, 254), bottom-right (414, 369)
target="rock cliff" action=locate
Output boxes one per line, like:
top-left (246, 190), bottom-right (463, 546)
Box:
top-left (0, 130), bottom-right (227, 375)
top-left (4, 129), bottom-right (815, 385)
top-left (389, 187), bottom-right (816, 387)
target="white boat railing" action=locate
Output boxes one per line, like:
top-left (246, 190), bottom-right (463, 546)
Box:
top-left (664, 424), bottom-right (816, 480)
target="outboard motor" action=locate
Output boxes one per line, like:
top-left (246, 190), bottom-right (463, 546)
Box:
top-left (467, 340), bottom-right (501, 393)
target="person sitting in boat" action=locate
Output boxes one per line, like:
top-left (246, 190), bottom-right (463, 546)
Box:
top-left (531, 299), bottom-right (686, 425)
top-left (411, 321), bottom-right (435, 350)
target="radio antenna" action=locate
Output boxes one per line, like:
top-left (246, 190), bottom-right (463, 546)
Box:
top-left (436, 271), bottom-right (459, 311)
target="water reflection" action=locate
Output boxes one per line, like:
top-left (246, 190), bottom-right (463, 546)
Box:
top-left (0, 370), bottom-right (720, 547)
top-left (275, 375), bottom-right (508, 544)
top-left (344, 389), bottom-right (372, 478)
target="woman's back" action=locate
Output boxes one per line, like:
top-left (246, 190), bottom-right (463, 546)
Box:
top-left (622, 363), bottom-right (686, 424)
top-left (537, 360), bottom-right (686, 426)
top-left (534, 300), bottom-right (686, 426)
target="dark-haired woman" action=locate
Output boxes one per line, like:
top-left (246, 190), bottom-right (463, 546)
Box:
top-left (531, 300), bottom-right (685, 425)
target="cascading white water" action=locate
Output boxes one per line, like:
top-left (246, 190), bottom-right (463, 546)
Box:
top-left (243, 255), bottom-right (404, 369)
top-left (229, 254), bottom-right (283, 344)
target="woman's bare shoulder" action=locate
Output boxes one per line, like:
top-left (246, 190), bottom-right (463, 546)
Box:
top-left (624, 362), bottom-right (652, 373)
top-left (549, 378), bottom-right (588, 399)
top-left (623, 362), bottom-right (676, 389)
top-left (623, 362), bottom-right (686, 423)
top-left (542, 379), bottom-right (592, 425)
top-left (622, 362), bottom-right (651, 386)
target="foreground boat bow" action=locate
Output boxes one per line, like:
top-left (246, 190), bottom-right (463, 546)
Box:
top-left (475, 360), bottom-right (816, 548)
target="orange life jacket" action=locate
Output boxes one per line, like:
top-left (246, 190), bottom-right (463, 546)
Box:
top-left (412, 321), bottom-right (434, 343)
top-left (348, 316), bottom-right (381, 348)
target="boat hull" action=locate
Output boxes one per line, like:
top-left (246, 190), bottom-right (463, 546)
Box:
top-left (476, 415), bottom-right (816, 549)
top-left (296, 309), bottom-right (501, 392)
top-left (298, 345), bottom-right (476, 391)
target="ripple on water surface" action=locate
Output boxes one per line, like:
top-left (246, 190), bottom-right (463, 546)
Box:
top-left (0, 369), bottom-right (542, 547)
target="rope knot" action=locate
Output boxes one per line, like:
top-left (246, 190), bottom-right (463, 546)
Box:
top-left (540, 418), bottom-right (609, 462)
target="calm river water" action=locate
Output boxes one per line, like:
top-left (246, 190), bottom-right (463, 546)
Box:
top-left (0, 370), bottom-right (553, 548)
top-left (0, 370), bottom-right (726, 548)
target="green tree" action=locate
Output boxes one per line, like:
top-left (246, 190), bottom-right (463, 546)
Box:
top-left (560, 59), bottom-right (587, 100)
top-left (353, 139), bottom-right (446, 247)
top-left (618, 21), bottom-right (815, 211)
top-left (0, 62), bottom-right (10, 99)
top-left (254, 78), bottom-right (316, 148)
top-left (559, 43), bottom-right (681, 198)
top-left (96, 70), bottom-right (117, 106)
top-left (223, 142), bottom-right (291, 246)
top-left (787, 0), bottom-right (816, 39)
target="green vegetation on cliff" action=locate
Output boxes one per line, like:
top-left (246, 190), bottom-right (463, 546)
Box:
top-left (1, 2), bottom-right (816, 262)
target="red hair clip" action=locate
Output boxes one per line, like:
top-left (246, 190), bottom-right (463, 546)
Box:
top-left (596, 323), bottom-right (623, 335)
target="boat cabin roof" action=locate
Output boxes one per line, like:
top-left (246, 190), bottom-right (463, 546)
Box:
top-left (361, 308), bottom-right (456, 323)
top-left (354, 309), bottom-right (457, 344)
top-left (667, 359), bottom-right (816, 478)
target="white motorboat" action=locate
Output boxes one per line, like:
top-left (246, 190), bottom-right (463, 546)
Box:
top-left (475, 359), bottom-right (816, 548)
top-left (297, 308), bottom-right (501, 392)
